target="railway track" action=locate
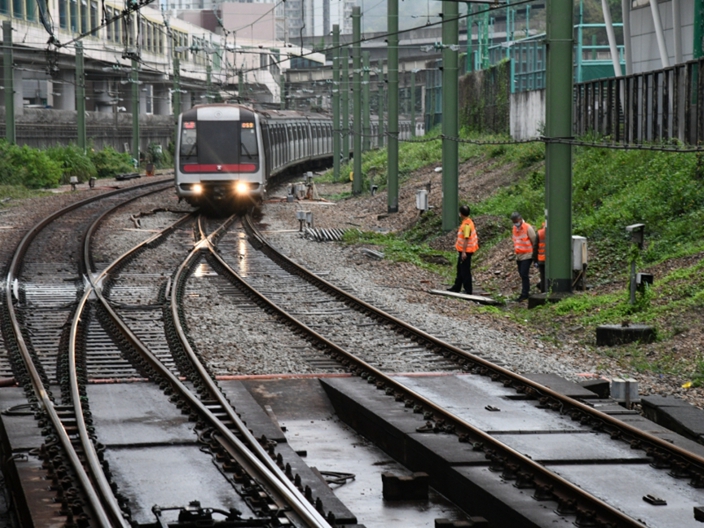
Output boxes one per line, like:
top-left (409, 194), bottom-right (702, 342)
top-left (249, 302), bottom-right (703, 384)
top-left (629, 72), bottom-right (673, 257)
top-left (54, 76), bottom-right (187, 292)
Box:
top-left (1, 187), bottom-right (339, 527)
top-left (180, 211), bottom-right (704, 527)
top-left (2, 187), bottom-right (703, 527)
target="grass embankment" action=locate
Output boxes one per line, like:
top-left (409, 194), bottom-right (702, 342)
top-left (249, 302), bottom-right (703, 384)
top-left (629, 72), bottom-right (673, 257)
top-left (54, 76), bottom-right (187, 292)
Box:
top-left (318, 131), bottom-right (704, 387)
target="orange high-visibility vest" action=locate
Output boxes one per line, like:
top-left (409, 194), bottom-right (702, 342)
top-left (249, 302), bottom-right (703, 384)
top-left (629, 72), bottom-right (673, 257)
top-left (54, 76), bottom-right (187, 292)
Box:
top-left (456, 218), bottom-right (478, 252)
top-left (513, 222), bottom-right (534, 254)
top-left (537, 226), bottom-right (546, 262)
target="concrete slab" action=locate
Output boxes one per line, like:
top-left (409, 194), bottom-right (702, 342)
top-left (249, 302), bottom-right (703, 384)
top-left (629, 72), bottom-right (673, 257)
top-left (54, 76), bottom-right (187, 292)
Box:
top-left (395, 374), bottom-right (585, 433)
top-left (641, 395), bottom-right (704, 443)
top-left (244, 377), bottom-right (471, 528)
top-left (522, 372), bottom-right (601, 399)
top-left (105, 444), bottom-right (249, 525)
top-left (87, 383), bottom-right (195, 446)
top-left (0, 387), bottom-right (45, 451)
top-left (547, 463), bottom-right (703, 527)
top-left (492, 432), bottom-right (649, 463)
top-left (219, 380), bottom-right (289, 442)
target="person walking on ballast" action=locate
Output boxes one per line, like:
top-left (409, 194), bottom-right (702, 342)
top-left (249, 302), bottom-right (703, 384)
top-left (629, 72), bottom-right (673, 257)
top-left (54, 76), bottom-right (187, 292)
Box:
top-left (448, 205), bottom-right (478, 295)
top-left (510, 212), bottom-right (537, 302)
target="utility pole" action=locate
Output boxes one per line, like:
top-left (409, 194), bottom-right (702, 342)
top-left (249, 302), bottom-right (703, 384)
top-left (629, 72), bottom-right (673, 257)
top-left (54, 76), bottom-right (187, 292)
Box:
top-left (545, 0), bottom-right (574, 292)
top-left (332, 24), bottom-right (341, 181)
top-left (387, 0), bottom-right (399, 213)
top-left (131, 59), bottom-right (140, 166)
top-left (410, 69), bottom-right (416, 137)
top-left (3, 21), bottom-right (15, 144)
top-left (352, 7), bottom-right (362, 195)
top-left (173, 56), bottom-right (181, 124)
top-left (362, 51), bottom-right (371, 152)
top-left (377, 61), bottom-right (385, 149)
top-left (342, 48), bottom-right (350, 163)
top-left (441, 1), bottom-right (459, 231)
top-left (238, 69), bottom-right (244, 102)
top-left (76, 42), bottom-right (86, 152)
top-left (280, 74), bottom-right (286, 110)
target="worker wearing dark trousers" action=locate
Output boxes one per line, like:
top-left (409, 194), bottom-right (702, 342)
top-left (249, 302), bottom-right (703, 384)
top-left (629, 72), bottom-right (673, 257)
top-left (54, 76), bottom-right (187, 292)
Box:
top-left (511, 212), bottom-right (538, 302)
top-left (448, 205), bottom-right (479, 295)
top-left (536, 222), bottom-right (546, 293)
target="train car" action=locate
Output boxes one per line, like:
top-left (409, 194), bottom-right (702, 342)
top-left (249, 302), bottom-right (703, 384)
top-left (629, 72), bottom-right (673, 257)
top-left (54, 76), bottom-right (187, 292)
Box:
top-left (175, 103), bottom-right (334, 210)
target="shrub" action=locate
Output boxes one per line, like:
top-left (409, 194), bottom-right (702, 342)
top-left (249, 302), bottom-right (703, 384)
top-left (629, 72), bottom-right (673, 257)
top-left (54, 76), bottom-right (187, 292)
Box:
top-left (45, 145), bottom-right (97, 183)
top-left (0, 143), bottom-right (62, 189)
top-left (89, 146), bottom-right (135, 178)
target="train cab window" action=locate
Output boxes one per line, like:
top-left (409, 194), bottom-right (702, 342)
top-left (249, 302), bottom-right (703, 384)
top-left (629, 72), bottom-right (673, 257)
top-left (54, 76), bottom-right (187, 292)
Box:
top-left (180, 122), bottom-right (198, 158)
top-left (240, 122), bottom-right (258, 162)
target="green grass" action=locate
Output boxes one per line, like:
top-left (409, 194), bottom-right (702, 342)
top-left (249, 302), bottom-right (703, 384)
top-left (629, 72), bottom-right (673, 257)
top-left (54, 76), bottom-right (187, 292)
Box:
top-left (328, 128), bottom-right (704, 384)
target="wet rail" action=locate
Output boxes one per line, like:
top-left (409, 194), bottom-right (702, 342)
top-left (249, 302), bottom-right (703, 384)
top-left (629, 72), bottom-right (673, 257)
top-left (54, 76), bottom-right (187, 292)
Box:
top-left (192, 212), bottom-right (704, 527)
top-left (2, 180), bottom-right (172, 527)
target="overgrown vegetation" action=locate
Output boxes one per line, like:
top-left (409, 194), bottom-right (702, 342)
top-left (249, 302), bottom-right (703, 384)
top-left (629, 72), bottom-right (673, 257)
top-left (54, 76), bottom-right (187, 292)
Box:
top-left (0, 141), bottom-right (138, 193)
top-left (327, 127), bottom-right (704, 386)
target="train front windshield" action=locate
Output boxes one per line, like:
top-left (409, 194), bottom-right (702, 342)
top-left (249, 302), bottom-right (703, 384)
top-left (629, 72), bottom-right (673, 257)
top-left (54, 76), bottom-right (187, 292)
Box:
top-left (180, 120), bottom-right (259, 172)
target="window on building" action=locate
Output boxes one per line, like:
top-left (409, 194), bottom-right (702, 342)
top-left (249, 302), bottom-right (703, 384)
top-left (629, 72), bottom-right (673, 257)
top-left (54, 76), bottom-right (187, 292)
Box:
top-left (25, 0), bottom-right (36, 21)
top-left (80, 0), bottom-right (88, 33)
top-left (58, 0), bottom-right (67, 27)
top-left (90, 1), bottom-right (98, 32)
top-left (0, 0), bottom-right (9, 15)
top-left (12, 0), bottom-right (22, 18)
top-left (145, 84), bottom-right (153, 114)
top-left (106, 8), bottom-right (113, 40)
top-left (69, 0), bottom-right (77, 32)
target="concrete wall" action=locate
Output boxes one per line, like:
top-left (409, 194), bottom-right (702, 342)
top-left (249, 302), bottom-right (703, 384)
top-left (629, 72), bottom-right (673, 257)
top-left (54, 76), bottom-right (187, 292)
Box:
top-left (629, 0), bottom-right (694, 73)
top-left (510, 89), bottom-right (545, 140)
top-left (0, 108), bottom-right (173, 153)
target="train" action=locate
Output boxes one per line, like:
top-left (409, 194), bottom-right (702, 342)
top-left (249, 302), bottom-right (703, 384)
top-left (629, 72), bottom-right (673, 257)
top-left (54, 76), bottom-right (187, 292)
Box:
top-left (174, 102), bottom-right (416, 210)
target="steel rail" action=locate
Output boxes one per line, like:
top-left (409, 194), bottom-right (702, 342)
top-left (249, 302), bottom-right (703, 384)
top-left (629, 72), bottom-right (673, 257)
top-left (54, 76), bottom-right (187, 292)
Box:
top-left (3, 179), bottom-right (173, 528)
top-left (230, 214), bottom-right (682, 527)
top-left (79, 211), bottom-right (330, 528)
top-left (164, 215), bottom-right (333, 528)
top-left (242, 215), bottom-right (704, 473)
top-left (75, 189), bottom-right (192, 527)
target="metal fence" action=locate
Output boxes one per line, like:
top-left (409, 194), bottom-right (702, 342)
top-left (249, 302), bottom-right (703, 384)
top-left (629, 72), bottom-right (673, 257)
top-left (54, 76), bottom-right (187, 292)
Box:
top-left (574, 59), bottom-right (704, 146)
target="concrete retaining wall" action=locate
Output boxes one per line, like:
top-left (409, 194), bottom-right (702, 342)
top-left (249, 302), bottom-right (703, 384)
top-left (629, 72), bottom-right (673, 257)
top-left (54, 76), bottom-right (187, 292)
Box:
top-left (0, 108), bottom-right (173, 154)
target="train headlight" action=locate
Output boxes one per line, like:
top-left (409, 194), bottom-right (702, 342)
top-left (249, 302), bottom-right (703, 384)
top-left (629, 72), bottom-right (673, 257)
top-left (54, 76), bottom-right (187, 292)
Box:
top-left (235, 181), bottom-right (249, 195)
top-left (192, 183), bottom-right (203, 195)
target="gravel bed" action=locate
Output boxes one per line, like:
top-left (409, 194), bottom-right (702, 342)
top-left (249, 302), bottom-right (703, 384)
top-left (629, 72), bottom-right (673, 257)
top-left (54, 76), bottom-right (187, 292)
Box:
top-left (3, 175), bottom-right (702, 410)
top-left (259, 198), bottom-right (587, 382)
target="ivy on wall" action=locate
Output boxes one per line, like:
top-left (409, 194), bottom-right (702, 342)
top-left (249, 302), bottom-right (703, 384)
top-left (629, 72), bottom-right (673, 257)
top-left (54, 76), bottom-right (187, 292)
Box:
top-left (459, 59), bottom-right (511, 134)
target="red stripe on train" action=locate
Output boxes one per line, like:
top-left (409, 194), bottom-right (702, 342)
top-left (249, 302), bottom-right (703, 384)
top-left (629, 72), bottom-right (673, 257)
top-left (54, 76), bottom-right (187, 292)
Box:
top-left (181, 164), bottom-right (257, 173)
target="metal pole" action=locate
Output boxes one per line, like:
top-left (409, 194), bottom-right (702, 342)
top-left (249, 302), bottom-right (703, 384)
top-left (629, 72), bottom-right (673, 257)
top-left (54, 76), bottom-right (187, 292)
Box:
top-left (352, 7), bottom-right (362, 195)
top-left (280, 74), bottom-right (286, 110)
top-left (378, 62), bottom-right (385, 149)
top-left (363, 51), bottom-right (371, 151)
top-left (410, 69), bottom-right (416, 136)
top-left (173, 56), bottom-right (181, 125)
top-left (545, 0), bottom-right (574, 293)
top-left (332, 24), bottom-right (341, 181)
top-left (387, 0), bottom-right (399, 213)
top-left (466, 3), bottom-right (473, 73)
top-left (3, 21), bottom-right (15, 144)
top-left (132, 59), bottom-right (140, 166)
top-left (206, 64), bottom-right (212, 101)
top-left (342, 49), bottom-right (350, 163)
top-left (238, 69), bottom-right (244, 102)
top-left (76, 42), bottom-right (86, 152)
top-left (441, 1), bottom-right (459, 232)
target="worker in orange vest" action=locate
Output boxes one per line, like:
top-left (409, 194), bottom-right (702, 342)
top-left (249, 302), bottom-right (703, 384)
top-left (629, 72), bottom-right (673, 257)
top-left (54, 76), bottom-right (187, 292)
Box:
top-left (536, 221), bottom-right (546, 293)
top-left (510, 212), bottom-right (538, 302)
top-left (448, 205), bottom-right (479, 295)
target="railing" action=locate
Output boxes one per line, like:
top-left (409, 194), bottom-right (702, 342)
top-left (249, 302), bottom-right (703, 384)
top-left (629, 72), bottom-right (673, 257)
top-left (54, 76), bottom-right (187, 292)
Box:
top-left (574, 59), bottom-right (704, 146)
